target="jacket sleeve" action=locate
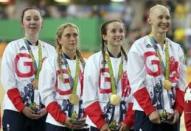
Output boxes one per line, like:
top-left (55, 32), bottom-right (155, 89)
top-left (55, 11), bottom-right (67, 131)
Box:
top-left (1, 43), bottom-right (24, 112)
top-left (123, 102), bottom-right (134, 128)
top-left (82, 55), bottom-right (106, 129)
top-left (175, 46), bottom-right (186, 113)
top-left (127, 43), bottom-right (155, 115)
top-left (39, 57), bottom-right (67, 123)
top-left (84, 101), bottom-right (106, 129)
top-left (184, 83), bottom-right (191, 131)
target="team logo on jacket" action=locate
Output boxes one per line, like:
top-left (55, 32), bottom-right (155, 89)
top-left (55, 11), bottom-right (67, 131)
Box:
top-left (146, 44), bottom-right (152, 48)
top-left (19, 46), bottom-right (26, 51)
top-left (144, 51), bottom-right (179, 79)
top-left (144, 51), bottom-right (161, 77)
top-left (15, 53), bottom-right (35, 77)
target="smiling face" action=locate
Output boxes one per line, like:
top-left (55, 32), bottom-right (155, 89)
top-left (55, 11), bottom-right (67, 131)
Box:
top-left (148, 5), bottom-right (171, 34)
top-left (58, 26), bottom-right (79, 53)
top-left (22, 9), bottom-right (43, 36)
top-left (102, 21), bottom-right (125, 48)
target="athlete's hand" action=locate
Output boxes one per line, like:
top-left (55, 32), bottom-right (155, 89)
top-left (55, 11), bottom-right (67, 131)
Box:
top-left (100, 123), bottom-right (110, 131)
top-left (37, 108), bottom-right (47, 117)
top-left (64, 117), bottom-right (86, 129)
top-left (170, 110), bottom-right (180, 124)
top-left (149, 111), bottom-right (161, 124)
top-left (64, 117), bottom-right (73, 128)
top-left (119, 122), bottom-right (130, 131)
top-left (22, 106), bottom-right (41, 119)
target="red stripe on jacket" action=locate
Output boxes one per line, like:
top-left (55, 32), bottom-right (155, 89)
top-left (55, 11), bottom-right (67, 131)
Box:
top-left (184, 83), bottom-right (191, 131)
top-left (175, 88), bottom-right (184, 113)
top-left (134, 87), bottom-right (155, 115)
top-left (7, 88), bottom-right (24, 112)
top-left (84, 101), bottom-right (106, 129)
top-left (184, 100), bottom-right (191, 131)
top-left (123, 103), bottom-right (134, 128)
top-left (47, 101), bottom-right (67, 123)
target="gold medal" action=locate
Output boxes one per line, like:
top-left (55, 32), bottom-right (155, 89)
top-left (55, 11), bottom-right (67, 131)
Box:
top-left (69, 94), bottom-right (80, 105)
top-left (32, 79), bottom-right (38, 89)
top-left (110, 94), bottom-right (121, 106)
top-left (163, 79), bottom-right (172, 90)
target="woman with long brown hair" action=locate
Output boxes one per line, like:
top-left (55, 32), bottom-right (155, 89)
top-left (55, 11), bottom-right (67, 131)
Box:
top-left (82, 20), bottom-right (134, 131)
top-left (1, 7), bottom-right (55, 131)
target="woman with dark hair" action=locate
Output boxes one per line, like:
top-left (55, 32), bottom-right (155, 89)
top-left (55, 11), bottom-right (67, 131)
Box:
top-left (1, 7), bottom-right (56, 131)
top-left (82, 20), bottom-right (134, 131)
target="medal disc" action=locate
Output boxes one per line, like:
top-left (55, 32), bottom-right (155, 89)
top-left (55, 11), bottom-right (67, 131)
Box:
top-left (110, 94), bottom-right (121, 106)
top-left (69, 94), bottom-right (80, 105)
top-left (163, 79), bottom-right (172, 90)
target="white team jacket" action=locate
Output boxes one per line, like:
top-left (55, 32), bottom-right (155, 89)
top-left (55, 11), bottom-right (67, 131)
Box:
top-left (1, 38), bottom-right (56, 112)
top-left (39, 54), bottom-right (85, 127)
top-left (127, 35), bottom-right (186, 115)
top-left (83, 51), bottom-right (133, 128)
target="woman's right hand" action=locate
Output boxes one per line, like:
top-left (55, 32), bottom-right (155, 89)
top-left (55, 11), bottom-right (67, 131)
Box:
top-left (64, 118), bottom-right (73, 128)
top-left (119, 122), bottom-right (130, 131)
top-left (100, 124), bottom-right (111, 131)
top-left (149, 111), bottom-right (161, 124)
top-left (22, 106), bottom-right (41, 119)
top-left (64, 117), bottom-right (86, 129)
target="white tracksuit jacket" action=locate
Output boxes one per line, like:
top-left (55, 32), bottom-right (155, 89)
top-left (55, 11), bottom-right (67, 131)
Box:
top-left (39, 54), bottom-right (85, 127)
top-left (1, 38), bottom-right (56, 112)
top-left (82, 51), bottom-right (134, 129)
top-left (127, 35), bottom-right (186, 116)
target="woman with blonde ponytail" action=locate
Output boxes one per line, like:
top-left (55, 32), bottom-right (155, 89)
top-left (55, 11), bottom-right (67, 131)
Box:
top-left (39, 23), bottom-right (88, 131)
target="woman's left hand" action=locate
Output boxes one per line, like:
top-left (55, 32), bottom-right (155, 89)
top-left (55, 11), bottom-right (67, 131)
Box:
top-left (165, 110), bottom-right (180, 125)
top-left (171, 110), bottom-right (180, 124)
top-left (119, 122), bottom-right (130, 131)
top-left (37, 108), bottom-right (47, 117)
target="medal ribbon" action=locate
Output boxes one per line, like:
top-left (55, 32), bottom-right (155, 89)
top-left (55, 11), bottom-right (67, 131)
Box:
top-left (149, 36), bottom-right (170, 79)
top-left (62, 54), bottom-right (80, 94)
top-left (105, 51), bottom-right (123, 94)
top-left (24, 39), bottom-right (42, 88)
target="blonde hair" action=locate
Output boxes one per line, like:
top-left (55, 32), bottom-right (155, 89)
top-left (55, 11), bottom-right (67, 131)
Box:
top-left (55, 23), bottom-right (85, 73)
top-left (56, 23), bottom-right (79, 55)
